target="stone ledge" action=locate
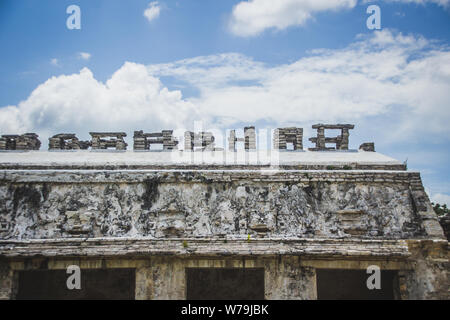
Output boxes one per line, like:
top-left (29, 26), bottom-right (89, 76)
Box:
top-left (0, 169), bottom-right (419, 184)
top-left (0, 163), bottom-right (407, 171)
top-left (0, 238), bottom-right (413, 259)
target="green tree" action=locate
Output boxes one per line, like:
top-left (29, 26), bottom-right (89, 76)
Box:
top-left (431, 202), bottom-right (449, 216)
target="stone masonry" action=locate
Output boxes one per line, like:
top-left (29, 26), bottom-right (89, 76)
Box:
top-left (359, 142), bottom-right (375, 152)
top-left (0, 124), bottom-right (447, 300)
top-left (90, 132), bottom-right (127, 150)
top-left (309, 124), bottom-right (354, 151)
top-left (184, 131), bottom-right (216, 151)
top-left (228, 126), bottom-right (256, 151)
top-left (48, 133), bottom-right (90, 150)
top-left (133, 130), bottom-right (179, 151)
top-left (0, 133), bottom-right (41, 151)
top-left (273, 127), bottom-right (303, 150)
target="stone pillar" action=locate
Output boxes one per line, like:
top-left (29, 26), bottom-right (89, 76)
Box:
top-left (264, 256), bottom-right (316, 300)
top-left (339, 128), bottom-right (350, 150)
top-left (309, 124), bottom-right (354, 151)
top-left (244, 126), bottom-right (256, 150)
top-left (228, 130), bottom-right (237, 151)
top-left (135, 266), bottom-right (153, 300)
top-left (149, 258), bottom-right (186, 300)
top-left (0, 134), bottom-right (41, 150)
top-left (273, 128), bottom-right (303, 150)
top-left (229, 127), bottom-right (256, 151)
top-left (0, 260), bottom-right (15, 300)
top-left (273, 129), bottom-right (286, 150)
top-left (184, 131), bottom-right (215, 151)
top-left (162, 130), bottom-right (178, 151)
top-left (184, 131), bottom-right (194, 151)
top-left (317, 127), bottom-right (325, 150)
top-left (133, 131), bottom-right (148, 151)
top-left (17, 133), bottom-right (41, 150)
top-left (404, 240), bottom-right (449, 299)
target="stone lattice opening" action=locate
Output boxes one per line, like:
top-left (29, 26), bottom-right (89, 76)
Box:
top-left (316, 269), bottom-right (397, 300)
top-left (186, 268), bottom-right (265, 300)
top-left (16, 268), bottom-right (135, 300)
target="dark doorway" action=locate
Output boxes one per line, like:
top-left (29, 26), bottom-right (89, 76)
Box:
top-left (316, 269), bottom-right (397, 300)
top-left (186, 268), bottom-right (265, 300)
top-left (16, 268), bottom-right (135, 300)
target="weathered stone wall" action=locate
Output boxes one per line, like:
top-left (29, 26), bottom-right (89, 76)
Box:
top-left (0, 170), bottom-right (434, 240)
top-left (0, 168), bottom-right (447, 299)
top-left (402, 240), bottom-right (449, 300)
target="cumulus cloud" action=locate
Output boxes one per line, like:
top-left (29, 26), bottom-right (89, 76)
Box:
top-left (1, 30), bottom-right (449, 147)
top-left (1, 28), bottom-right (449, 204)
top-left (144, 1), bottom-right (161, 22)
top-left (148, 30), bottom-right (450, 143)
top-left (79, 52), bottom-right (91, 60)
top-left (229, 0), bottom-right (450, 37)
top-left (229, 0), bottom-right (358, 37)
top-left (0, 62), bottom-right (198, 143)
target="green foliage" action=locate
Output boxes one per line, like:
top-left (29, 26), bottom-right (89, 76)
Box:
top-left (182, 240), bottom-right (188, 248)
top-left (431, 202), bottom-right (449, 216)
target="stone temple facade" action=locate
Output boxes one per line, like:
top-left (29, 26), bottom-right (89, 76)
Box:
top-left (0, 125), bottom-right (448, 300)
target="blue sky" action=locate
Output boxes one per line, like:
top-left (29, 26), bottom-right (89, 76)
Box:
top-left (0, 0), bottom-right (450, 204)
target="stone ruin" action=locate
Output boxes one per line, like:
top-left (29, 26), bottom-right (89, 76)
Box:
top-left (273, 127), bottom-right (303, 150)
top-left (89, 132), bottom-right (127, 150)
top-left (228, 126), bottom-right (256, 151)
top-left (48, 133), bottom-right (90, 150)
top-left (0, 123), bottom-right (448, 301)
top-left (184, 131), bottom-right (217, 151)
top-left (0, 133), bottom-right (41, 151)
top-left (0, 125), bottom-right (380, 154)
top-left (133, 130), bottom-right (178, 151)
top-left (359, 142), bottom-right (375, 152)
top-left (309, 124), bottom-right (354, 151)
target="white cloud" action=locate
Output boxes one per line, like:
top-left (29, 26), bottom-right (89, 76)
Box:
top-left (430, 193), bottom-right (450, 206)
top-left (148, 30), bottom-right (450, 142)
top-left (79, 52), bottom-right (91, 60)
top-left (229, 0), bottom-right (358, 37)
top-left (1, 29), bottom-right (449, 195)
top-left (0, 62), bottom-right (198, 143)
top-left (144, 1), bottom-right (161, 22)
top-left (50, 58), bottom-right (59, 67)
top-left (1, 30), bottom-right (449, 149)
top-left (229, 0), bottom-right (450, 37)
